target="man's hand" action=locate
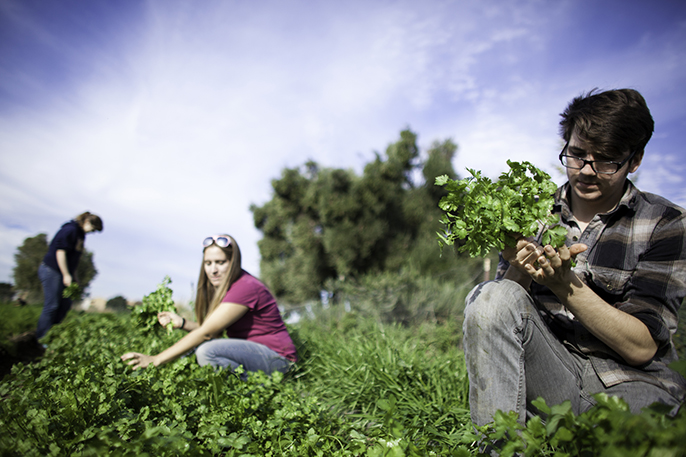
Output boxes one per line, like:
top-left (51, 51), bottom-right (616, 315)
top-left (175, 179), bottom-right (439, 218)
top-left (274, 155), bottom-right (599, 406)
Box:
top-left (503, 238), bottom-right (587, 289)
top-left (525, 243), bottom-right (588, 288)
top-left (502, 237), bottom-right (544, 273)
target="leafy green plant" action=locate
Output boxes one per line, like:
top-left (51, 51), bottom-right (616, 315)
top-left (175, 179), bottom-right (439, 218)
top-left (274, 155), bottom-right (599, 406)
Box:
top-left (132, 276), bottom-right (177, 333)
top-left (0, 312), bottom-right (366, 456)
top-left (476, 395), bottom-right (686, 457)
top-left (62, 283), bottom-right (83, 301)
top-left (0, 303), bottom-right (43, 341)
top-left (436, 161), bottom-right (566, 257)
top-left (3, 283), bottom-right (686, 456)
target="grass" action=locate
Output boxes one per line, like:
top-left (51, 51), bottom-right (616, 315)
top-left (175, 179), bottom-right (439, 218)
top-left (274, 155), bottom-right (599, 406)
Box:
top-left (0, 301), bottom-right (43, 341)
top-left (2, 297), bottom-right (686, 456)
top-left (1, 306), bottom-right (476, 456)
top-left (290, 317), bottom-right (472, 450)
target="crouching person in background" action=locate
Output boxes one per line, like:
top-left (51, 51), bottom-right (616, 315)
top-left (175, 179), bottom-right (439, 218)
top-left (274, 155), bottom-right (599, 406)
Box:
top-left (121, 234), bottom-right (297, 379)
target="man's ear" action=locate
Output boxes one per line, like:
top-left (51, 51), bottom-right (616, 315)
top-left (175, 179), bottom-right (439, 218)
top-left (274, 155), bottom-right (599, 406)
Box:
top-left (629, 150), bottom-right (643, 173)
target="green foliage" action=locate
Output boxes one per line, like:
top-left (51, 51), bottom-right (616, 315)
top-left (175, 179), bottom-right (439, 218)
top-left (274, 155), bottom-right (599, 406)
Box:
top-left (132, 277), bottom-right (177, 333)
top-left (2, 299), bottom-right (686, 456)
top-left (106, 295), bottom-right (129, 313)
top-left (12, 233), bottom-right (98, 301)
top-left (12, 233), bottom-right (48, 301)
top-left (62, 283), bottom-right (83, 301)
top-left (0, 282), bottom-right (13, 302)
top-left (436, 161), bottom-right (563, 258)
top-left (252, 129), bottom-right (461, 303)
top-left (476, 396), bottom-right (686, 457)
top-left (0, 303), bottom-right (43, 339)
top-left (293, 317), bottom-right (472, 454)
top-left (0, 302), bottom-right (43, 355)
top-left (320, 262), bottom-right (486, 326)
top-left (0, 312), bottom-right (357, 456)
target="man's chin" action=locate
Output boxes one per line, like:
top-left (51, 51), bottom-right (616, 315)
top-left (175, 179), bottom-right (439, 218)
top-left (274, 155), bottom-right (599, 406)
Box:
top-left (572, 185), bottom-right (601, 202)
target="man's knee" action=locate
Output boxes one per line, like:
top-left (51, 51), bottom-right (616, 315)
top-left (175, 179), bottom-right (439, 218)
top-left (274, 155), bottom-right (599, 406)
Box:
top-left (464, 279), bottom-right (532, 330)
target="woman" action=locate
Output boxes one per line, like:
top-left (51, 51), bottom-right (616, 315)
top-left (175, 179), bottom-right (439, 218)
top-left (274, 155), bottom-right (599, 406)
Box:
top-left (121, 235), bottom-right (297, 379)
top-left (36, 212), bottom-right (103, 340)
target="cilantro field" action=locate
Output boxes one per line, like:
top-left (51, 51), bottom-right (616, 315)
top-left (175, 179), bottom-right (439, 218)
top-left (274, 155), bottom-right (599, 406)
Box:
top-left (2, 300), bottom-right (686, 456)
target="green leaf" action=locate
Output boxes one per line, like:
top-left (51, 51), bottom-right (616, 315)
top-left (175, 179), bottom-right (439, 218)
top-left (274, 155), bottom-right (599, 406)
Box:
top-left (62, 283), bottom-right (83, 301)
top-left (436, 161), bottom-right (566, 257)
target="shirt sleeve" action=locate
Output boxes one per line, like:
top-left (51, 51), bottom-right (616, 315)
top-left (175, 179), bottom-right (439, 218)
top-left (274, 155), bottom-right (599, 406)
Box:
top-left (617, 209), bottom-right (686, 349)
top-left (221, 274), bottom-right (259, 310)
top-left (52, 224), bottom-right (78, 251)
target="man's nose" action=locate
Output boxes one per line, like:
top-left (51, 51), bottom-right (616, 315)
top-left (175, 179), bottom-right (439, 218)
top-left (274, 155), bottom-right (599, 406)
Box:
top-left (580, 161), bottom-right (596, 174)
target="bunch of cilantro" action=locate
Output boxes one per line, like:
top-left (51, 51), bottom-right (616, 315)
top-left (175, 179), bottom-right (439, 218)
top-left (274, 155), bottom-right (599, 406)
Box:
top-left (435, 160), bottom-right (567, 257)
top-left (62, 283), bottom-right (83, 301)
top-left (132, 276), bottom-right (178, 333)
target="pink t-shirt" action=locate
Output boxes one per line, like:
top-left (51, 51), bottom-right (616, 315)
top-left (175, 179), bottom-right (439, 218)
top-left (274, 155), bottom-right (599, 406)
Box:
top-left (221, 270), bottom-right (297, 362)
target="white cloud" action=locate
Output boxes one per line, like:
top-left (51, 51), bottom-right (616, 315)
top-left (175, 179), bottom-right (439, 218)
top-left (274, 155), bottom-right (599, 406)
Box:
top-left (1, 0), bottom-right (685, 300)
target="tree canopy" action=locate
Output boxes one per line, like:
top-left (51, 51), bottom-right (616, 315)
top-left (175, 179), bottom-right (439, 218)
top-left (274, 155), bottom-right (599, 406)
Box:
top-left (12, 233), bottom-right (98, 302)
top-left (251, 129), bottom-right (464, 303)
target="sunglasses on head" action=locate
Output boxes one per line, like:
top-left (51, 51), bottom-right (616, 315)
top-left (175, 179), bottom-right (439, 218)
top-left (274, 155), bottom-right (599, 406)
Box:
top-left (202, 236), bottom-right (231, 248)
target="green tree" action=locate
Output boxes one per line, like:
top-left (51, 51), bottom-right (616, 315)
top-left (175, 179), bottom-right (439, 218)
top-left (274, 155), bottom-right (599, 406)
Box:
top-left (106, 295), bottom-right (128, 312)
top-left (12, 233), bottom-right (98, 302)
top-left (251, 129), bottom-right (467, 303)
top-left (0, 282), bottom-right (13, 303)
top-left (12, 234), bottom-right (48, 302)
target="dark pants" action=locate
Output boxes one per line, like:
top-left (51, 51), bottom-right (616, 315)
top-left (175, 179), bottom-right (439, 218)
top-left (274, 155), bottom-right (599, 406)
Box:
top-left (36, 263), bottom-right (72, 340)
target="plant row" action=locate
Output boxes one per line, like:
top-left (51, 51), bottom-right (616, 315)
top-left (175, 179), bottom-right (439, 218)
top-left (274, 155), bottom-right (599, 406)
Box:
top-left (2, 307), bottom-right (685, 456)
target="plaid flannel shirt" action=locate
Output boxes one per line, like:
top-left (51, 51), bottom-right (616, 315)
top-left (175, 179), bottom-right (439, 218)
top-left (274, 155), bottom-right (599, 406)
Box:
top-left (497, 180), bottom-right (686, 400)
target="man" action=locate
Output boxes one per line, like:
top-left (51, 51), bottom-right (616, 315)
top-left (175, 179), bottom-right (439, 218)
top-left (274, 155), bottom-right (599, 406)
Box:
top-left (463, 89), bottom-right (686, 428)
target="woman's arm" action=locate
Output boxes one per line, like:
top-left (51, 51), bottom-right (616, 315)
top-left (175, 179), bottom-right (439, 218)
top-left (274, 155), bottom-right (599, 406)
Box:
top-left (55, 249), bottom-right (72, 287)
top-left (121, 302), bottom-right (248, 370)
top-left (158, 311), bottom-right (200, 331)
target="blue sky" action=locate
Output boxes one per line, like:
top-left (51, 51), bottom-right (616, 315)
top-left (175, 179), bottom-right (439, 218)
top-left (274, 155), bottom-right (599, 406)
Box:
top-left (1, 0), bottom-right (685, 302)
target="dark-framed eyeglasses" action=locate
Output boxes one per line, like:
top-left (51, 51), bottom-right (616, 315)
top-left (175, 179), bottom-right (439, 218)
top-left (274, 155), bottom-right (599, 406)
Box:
top-left (559, 142), bottom-right (637, 175)
top-left (202, 235), bottom-right (231, 248)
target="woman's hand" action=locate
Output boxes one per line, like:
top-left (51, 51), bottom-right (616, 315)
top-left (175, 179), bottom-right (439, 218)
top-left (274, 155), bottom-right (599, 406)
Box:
top-left (62, 274), bottom-right (73, 287)
top-left (158, 311), bottom-right (184, 329)
top-left (120, 352), bottom-right (157, 370)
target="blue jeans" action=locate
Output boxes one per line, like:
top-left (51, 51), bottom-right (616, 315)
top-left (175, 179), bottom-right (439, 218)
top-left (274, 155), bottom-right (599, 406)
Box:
top-left (463, 279), bottom-right (681, 426)
top-left (36, 263), bottom-right (72, 340)
top-left (195, 338), bottom-right (291, 380)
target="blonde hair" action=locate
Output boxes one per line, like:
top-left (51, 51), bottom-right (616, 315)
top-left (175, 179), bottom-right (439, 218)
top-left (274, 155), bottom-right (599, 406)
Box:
top-left (194, 234), bottom-right (242, 324)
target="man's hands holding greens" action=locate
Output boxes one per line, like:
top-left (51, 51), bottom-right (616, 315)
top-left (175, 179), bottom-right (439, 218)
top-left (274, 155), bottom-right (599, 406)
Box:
top-left (503, 237), bottom-right (587, 289)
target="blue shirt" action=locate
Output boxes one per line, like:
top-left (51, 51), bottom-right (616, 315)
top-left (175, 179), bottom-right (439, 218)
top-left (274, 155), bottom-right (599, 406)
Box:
top-left (43, 220), bottom-right (85, 276)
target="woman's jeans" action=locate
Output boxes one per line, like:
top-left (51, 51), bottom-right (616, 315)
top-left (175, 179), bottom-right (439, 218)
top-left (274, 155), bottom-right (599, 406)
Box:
top-left (463, 279), bottom-right (681, 426)
top-left (195, 338), bottom-right (291, 380)
top-left (36, 263), bottom-right (72, 340)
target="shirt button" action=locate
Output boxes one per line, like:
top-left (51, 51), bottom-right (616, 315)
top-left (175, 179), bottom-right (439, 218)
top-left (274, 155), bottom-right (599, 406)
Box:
top-left (607, 283), bottom-right (613, 290)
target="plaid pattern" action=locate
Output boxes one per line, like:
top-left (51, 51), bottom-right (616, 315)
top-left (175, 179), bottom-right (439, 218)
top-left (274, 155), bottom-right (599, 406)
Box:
top-left (497, 180), bottom-right (686, 400)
